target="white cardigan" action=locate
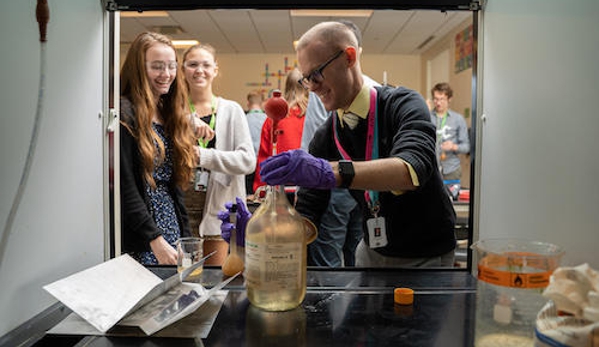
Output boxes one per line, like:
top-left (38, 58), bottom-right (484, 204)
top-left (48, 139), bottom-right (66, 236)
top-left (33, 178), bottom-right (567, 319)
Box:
top-left (198, 97), bottom-right (256, 237)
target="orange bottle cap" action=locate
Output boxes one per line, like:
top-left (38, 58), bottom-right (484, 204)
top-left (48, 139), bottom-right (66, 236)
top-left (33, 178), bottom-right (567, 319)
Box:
top-left (394, 287), bottom-right (414, 305)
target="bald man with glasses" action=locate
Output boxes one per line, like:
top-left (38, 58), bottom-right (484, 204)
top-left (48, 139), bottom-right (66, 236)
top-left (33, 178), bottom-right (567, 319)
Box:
top-left (260, 21), bottom-right (456, 267)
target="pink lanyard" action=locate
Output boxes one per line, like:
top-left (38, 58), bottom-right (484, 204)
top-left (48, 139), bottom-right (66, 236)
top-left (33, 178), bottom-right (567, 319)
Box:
top-left (333, 88), bottom-right (380, 215)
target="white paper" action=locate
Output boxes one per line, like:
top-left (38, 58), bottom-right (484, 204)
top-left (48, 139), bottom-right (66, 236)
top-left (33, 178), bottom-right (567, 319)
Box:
top-left (43, 254), bottom-right (165, 333)
top-left (43, 254), bottom-right (237, 335)
top-left (121, 282), bottom-right (207, 335)
top-left (47, 291), bottom-right (228, 339)
top-left (121, 273), bottom-right (238, 335)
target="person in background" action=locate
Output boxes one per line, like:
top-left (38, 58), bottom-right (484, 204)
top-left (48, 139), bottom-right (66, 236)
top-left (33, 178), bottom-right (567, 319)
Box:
top-left (300, 92), bottom-right (328, 151)
top-left (244, 90), bottom-right (267, 195)
top-left (252, 68), bottom-right (309, 192)
top-left (120, 32), bottom-right (199, 265)
top-left (307, 19), bottom-right (379, 267)
top-left (429, 82), bottom-right (470, 182)
top-left (245, 90), bottom-right (267, 156)
top-left (260, 22), bottom-right (456, 267)
top-left (181, 43), bottom-right (256, 263)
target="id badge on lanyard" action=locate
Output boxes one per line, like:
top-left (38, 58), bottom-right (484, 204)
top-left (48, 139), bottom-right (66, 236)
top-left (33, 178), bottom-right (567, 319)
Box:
top-left (367, 215), bottom-right (388, 249)
top-left (194, 169), bottom-right (209, 192)
top-left (334, 88), bottom-right (387, 249)
top-left (190, 96), bottom-right (216, 193)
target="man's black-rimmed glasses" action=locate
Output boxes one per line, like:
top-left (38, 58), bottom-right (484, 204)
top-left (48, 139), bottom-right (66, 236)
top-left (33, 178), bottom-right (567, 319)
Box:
top-left (297, 50), bottom-right (344, 89)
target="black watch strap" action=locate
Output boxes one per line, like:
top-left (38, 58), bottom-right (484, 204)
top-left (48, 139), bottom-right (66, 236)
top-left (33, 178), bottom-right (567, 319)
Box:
top-left (338, 160), bottom-right (355, 188)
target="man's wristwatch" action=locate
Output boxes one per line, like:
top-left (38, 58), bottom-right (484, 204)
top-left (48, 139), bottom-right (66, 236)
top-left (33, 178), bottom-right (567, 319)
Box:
top-left (338, 160), bottom-right (355, 188)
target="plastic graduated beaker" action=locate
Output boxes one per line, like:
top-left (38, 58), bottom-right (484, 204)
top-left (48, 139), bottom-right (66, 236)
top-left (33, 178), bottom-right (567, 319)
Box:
top-left (471, 239), bottom-right (564, 347)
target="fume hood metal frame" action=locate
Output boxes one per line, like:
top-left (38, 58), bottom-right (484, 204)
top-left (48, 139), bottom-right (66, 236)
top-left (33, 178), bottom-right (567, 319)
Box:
top-left (103, 0), bottom-right (480, 273)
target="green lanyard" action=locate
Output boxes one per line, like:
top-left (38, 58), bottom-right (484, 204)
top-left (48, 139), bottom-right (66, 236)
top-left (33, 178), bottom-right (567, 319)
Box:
top-left (190, 96), bottom-right (216, 148)
top-left (436, 113), bottom-right (447, 144)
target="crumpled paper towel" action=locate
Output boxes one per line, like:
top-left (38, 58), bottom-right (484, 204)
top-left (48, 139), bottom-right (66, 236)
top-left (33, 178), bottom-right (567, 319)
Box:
top-left (542, 263), bottom-right (599, 320)
top-left (535, 263), bottom-right (599, 347)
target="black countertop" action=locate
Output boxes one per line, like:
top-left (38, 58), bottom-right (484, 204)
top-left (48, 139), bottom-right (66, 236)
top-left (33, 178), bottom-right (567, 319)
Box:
top-left (8, 267), bottom-right (476, 347)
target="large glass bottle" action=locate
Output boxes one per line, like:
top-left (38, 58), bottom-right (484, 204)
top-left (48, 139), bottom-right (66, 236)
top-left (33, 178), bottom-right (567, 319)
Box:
top-left (244, 185), bottom-right (307, 311)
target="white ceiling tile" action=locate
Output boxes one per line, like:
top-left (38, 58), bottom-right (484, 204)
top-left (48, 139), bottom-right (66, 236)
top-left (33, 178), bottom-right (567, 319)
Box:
top-left (250, 10), bottom-right (294, 53)
top-left (170, 10), bottom-right (234, 53)
top-left (363, 10), bottom-right (415, 54)
top-left (120, 9), bottom-right (472, 55)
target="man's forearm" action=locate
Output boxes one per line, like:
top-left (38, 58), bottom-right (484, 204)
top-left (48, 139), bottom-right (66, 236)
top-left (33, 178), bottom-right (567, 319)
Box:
top-left (330, 157), bottom-right (416, 192)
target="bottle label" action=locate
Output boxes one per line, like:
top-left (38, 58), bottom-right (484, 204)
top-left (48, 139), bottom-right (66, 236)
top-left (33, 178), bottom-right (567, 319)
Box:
top-left (245, 241), bottom-right (302, 289)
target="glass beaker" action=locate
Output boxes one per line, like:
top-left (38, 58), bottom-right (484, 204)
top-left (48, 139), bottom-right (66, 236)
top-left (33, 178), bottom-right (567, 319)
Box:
top-left (472, 239), bottom-right (564, 347)
top-left (176, 237), bottom-right (204, 282)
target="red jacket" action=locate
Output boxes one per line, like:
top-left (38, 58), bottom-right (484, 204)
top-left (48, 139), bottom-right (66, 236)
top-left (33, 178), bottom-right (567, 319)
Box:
top-left (253, 105), bottom-right (306, 192)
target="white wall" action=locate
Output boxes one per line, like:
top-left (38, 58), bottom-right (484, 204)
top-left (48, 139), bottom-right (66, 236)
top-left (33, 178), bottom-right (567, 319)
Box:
top-left (213, 53), bottom-right (421, 108)
top-left (478, 0), bottom-right (599, 268)
top-left (0, 0), bottom-right (105, 336)
top-left (121, 47), bottom-right (423, 108)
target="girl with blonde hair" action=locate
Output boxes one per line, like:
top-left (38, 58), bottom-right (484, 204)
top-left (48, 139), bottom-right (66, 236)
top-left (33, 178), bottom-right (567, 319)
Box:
top-left (181, 43), bottom-right (255, 261)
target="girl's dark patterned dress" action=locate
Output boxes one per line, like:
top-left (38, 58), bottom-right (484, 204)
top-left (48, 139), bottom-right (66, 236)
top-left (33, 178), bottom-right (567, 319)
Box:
top-left (132, 123), bottom-right (181, 265)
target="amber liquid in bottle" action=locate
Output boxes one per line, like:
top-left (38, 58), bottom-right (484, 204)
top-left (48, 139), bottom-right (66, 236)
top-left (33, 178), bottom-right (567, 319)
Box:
top-left (245, 185), bottom-right (306, 311)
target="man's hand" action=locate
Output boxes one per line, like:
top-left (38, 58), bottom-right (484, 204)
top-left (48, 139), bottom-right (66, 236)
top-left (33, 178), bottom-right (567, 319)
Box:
top-left (441, 140), bottom-right (457, 152)
top-left (426, 98), bottom-right (434, 111)
top-left (260, 149), bottom-right (336, 189)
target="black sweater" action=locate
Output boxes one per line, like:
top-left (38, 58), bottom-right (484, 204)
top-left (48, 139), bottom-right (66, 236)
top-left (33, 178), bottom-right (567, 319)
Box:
top-left (119, 97), bottom-right (191, 253)
top-left (296, 86), bottom-right (456, 258)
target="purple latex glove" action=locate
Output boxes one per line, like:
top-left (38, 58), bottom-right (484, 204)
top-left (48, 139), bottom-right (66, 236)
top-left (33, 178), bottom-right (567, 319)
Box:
top-left (217, 197), bottom-right (251, 247)
top-left (217, 209), bottom-right (234, 243)
top-left (260, 149), bottom-right (336, 189)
